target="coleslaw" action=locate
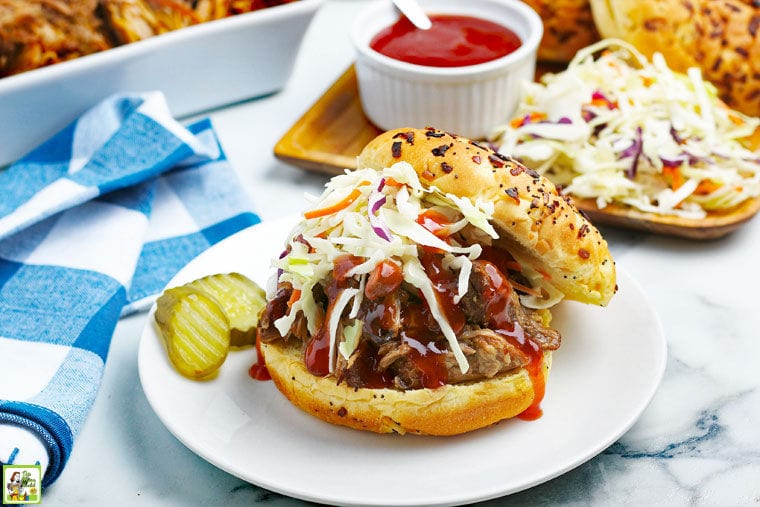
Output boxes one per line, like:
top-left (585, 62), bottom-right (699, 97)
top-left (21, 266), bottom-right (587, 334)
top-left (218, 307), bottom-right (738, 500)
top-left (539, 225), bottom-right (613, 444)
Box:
top-left (491, 39), bottom-right (760, 219)
top-left (269, 163), bottom-right (560, 375)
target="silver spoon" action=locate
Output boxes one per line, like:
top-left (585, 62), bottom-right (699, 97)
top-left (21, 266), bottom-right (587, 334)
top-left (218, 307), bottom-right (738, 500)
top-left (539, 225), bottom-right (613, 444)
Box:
top-left (392, 0), bottom-right (432, 30)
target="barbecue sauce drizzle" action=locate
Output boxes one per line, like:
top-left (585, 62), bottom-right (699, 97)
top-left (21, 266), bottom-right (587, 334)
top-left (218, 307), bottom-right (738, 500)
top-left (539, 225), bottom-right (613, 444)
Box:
top-left (255, 214), bottom-right (547, 419)
top-left (304, 255), bottom-right (365, 376)
top-left (248, 284), bottom-right (293, 381)
top-left (248, 329), bottom-right (271, 381)
top-left (474, 259), bottom-right (546, 420)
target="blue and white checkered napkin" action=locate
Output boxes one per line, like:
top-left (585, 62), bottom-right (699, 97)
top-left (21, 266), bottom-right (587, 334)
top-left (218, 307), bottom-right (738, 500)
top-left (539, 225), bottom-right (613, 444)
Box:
top-left (0, 92), bottom-right (260, 487)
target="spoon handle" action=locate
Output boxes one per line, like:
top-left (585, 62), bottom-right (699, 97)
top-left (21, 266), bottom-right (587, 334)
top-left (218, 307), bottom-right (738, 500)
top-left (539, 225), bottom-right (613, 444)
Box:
top-left (392, 0), bottom-right (432, 30)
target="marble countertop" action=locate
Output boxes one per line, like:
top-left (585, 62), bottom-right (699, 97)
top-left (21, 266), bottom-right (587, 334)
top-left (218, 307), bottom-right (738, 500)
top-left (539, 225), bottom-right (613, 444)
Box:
top-left (41, 1), bottom-right (760, 505)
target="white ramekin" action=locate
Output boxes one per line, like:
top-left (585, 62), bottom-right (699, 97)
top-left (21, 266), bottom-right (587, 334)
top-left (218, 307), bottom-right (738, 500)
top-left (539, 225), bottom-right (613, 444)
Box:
top-left (351, 0), bottom-right (542, 140)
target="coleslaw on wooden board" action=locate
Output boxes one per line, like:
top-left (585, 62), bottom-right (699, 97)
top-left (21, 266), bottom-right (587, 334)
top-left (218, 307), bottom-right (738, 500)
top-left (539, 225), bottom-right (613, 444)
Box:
top-left (491, 39), bottom-right (760, 222)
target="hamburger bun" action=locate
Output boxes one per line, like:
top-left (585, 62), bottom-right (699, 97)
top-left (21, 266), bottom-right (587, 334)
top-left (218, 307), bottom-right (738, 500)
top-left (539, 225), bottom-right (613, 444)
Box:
top-left (357, 127), bottom-right (616, 307)
top-left (522, 0), bottom-right (600, 63)
top-left (589, 0), bottom-right (760, 116)
top-left (262, 340), bottom-right (551, 435)
top-left (258, 127), bottom-right (615, 436)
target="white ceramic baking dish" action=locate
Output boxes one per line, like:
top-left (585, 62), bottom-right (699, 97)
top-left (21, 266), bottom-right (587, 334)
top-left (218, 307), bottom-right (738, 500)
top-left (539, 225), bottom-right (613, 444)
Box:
top-left (0, 0), bottom-right (323, 167)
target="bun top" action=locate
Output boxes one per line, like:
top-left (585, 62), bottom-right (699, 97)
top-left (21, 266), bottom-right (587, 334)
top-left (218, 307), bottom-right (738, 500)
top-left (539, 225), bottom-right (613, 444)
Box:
top-left (522, 0), bottom-right (600, 63)
top-left (590, 0), bottom-right (760, 116)
top-left (357, 127), bottom-right (616, 306)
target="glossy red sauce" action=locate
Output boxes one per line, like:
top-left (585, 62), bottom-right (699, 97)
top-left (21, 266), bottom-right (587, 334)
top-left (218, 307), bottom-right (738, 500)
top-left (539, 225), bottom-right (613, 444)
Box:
top-left (284, 246), bottom-right (546, 416)
top-left (362, 293), bottom-right (400, 337)
top-left (402, 336), bottom-right (447, 389)
top-left (473, 259), bottom-right (546, 419)
top-left (420, 250), bottom-right (466, 335)
top-left (333, 254), bottom-right (365, 284)
top-left (305, 255), bottom-right (367, 376)
top-left (265, 284), bottom-right (292, 324)
top-left (400, 300), bottom-right (436, 339)
top-left (345, 341), bottom-right (393, 389)
top-left (365, 260), bottom-right (403, 300)
top-left (479, 244), bottom-right (522, 274)
top-left (248, 329), bottom-right (271, 381)
top-left (369, 14), bottom-right (522, 68)
top-left (305, 325), bottom-right (332, 376)
top-left (416, 209), bottom-right (453, 239)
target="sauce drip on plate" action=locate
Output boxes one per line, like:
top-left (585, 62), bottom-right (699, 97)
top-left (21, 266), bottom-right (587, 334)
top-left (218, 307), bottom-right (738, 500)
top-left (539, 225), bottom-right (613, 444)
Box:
top-left (248, 329), bottom-right (271, 381)
top-left (370, 14), bottom-right (522, 68)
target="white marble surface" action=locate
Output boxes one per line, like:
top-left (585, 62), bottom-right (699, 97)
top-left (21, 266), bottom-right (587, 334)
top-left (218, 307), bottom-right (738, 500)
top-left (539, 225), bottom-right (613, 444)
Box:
top-left (40, 1), bottom-right (760, 505)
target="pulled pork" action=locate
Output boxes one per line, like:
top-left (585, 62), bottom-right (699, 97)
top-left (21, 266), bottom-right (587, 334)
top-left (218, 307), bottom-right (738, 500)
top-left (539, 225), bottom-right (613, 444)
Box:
top-left (260, 254), bottom-right (562, 391)
top-left (0, 0), bottom-right (293, 78)
top-left (0, 0), bottom-right (110, 76)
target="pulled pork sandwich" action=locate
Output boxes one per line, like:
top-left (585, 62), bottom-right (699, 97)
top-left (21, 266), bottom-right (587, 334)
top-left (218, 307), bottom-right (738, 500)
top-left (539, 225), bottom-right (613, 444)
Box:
top-left (257, 127), bottom-right (616, 435)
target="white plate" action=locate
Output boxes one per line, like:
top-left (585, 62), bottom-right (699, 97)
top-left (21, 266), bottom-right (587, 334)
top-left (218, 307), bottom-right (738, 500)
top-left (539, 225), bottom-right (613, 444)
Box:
top-left (138, 216), bottom-right (667, 506)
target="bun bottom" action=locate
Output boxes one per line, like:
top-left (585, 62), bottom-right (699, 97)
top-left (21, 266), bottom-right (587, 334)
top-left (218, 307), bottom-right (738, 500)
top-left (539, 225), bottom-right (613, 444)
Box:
top-left (261, 341), bottom-right (552, 436)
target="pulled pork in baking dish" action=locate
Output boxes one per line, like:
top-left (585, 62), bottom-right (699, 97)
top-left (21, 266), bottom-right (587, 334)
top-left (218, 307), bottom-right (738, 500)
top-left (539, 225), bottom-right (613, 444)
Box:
top-left (0, 0), bottom-right (295, 78)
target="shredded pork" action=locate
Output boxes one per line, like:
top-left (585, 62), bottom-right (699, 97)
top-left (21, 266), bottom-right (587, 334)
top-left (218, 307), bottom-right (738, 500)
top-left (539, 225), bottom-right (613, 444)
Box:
top-left (0, 0), bottom-right (293, 78)
top-left (260, 256), bottom-right (563, 391)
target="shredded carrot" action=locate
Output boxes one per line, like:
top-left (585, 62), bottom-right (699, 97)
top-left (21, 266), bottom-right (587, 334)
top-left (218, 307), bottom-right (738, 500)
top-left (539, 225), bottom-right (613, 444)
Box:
top-left (383, 177), bottom-right (405, 188)
top-left (287, 289), bottom-right (301, 310)
top-left (303, 181), bottom-right (369, 219)
top-left (695, 179), bottom-right (721, 195)
top-left (510, 112), bottom-right (547, 129)
top-left (504, 260), bottom-right (523, 272)
top-left (304, 189), bottom-right (361, 218)
top-left (640, 75), bottom-right (655, 87)
top-left (537, 269), bottom-right (552, 280)
top-left (728, 112), bottom-right (745, 126)
top-left (662, 165), bottom-right (685, 190)
top-left (663, 165), bottom-right (683, 188)
top-left (589, 97), bottom-right (618, 109)
top-left (510, 279), bottom-right (543, 298)
top-left (528, 112), bottom-right (547, 123)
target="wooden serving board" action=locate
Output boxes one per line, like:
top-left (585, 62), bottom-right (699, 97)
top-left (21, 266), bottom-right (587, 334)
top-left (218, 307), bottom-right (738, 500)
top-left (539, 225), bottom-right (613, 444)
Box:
top-left (274, 66), bottom-right (382, 175)
top-left (274, 65), bottom-right (760, 240)
top-left (573, 197), bottom-right (760, 240)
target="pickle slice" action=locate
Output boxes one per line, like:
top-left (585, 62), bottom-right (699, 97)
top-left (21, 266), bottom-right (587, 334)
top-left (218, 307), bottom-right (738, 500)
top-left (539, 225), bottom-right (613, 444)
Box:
top-left (155, 286), bottom-right (231, 379)
top-left (187, 273), bottom-right (267, 348)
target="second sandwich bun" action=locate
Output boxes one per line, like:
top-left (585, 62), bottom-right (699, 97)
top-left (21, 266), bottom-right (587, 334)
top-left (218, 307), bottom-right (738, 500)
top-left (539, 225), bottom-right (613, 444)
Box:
top-left (522, 0), bottom-right (601, 63)
top-left (590, 0), bottom-right (760, 116)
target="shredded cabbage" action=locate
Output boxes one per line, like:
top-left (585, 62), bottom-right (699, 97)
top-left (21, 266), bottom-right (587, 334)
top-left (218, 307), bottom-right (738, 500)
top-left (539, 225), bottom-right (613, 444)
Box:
top-left (328, 288), bottom-right (359, 373)
top-left (491, 39), bottom-right (760, 218)
top-left (338, 320), bottom-right (363, 360)
top-left (402, 256), bottom-right (468, 373)
top-left (272, 164), bottom-right (563, 375)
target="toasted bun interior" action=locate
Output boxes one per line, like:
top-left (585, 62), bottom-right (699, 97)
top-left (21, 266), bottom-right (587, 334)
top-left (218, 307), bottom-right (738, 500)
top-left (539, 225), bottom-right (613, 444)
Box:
top-left (357, 127), bottom-right (616, 306)
top-left (262, 340), bottom-right (552, 436)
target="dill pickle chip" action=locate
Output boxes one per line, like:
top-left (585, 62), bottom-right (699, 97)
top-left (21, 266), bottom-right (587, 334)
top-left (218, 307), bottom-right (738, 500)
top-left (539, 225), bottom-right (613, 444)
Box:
top-left (155, 286), bottom-right (231, 379)
top-left (187, 273), bottom-right (267, 348)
